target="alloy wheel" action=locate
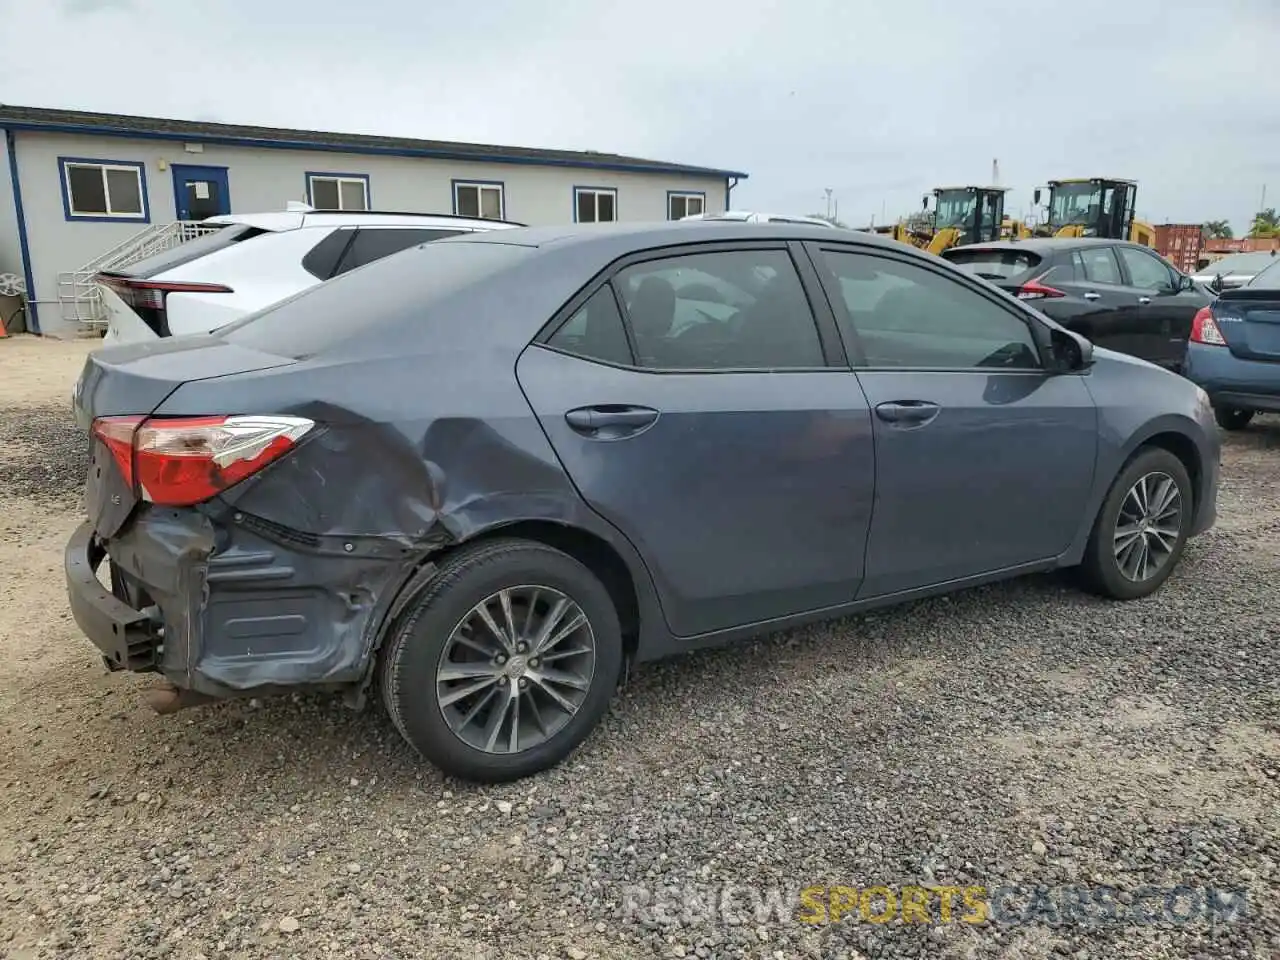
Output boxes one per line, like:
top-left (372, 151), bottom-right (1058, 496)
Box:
top-left (1113, 471), bottom-right (1183, 583)
top-left (435, 585), bottom-right (597, 754)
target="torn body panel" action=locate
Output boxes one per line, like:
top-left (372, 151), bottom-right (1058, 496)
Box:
top-left (67, 346), bottom-right (669, 701)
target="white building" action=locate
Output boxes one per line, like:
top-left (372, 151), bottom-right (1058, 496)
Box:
top-left (0, 105), bottom-right (747, 338)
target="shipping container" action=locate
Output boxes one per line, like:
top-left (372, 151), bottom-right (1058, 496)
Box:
top-left (1155, 223), bottom-right (1204, 274)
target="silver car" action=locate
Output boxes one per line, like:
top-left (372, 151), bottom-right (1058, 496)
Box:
top-left (1192, 250), bottom-right (1280, 292)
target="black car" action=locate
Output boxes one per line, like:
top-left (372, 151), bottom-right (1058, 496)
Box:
top-left (943, 238), bottom-right (1211, 372)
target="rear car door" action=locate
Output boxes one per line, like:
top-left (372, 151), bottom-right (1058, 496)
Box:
top-left (516, 241), bottom-right (876, 638)
top-left (1115, 244), bottom-right (1208, 371)
top-left (807, 242), bottom-right (1097, 598)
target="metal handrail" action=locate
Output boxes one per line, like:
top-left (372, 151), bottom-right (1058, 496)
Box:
top-left (56, 221), bottom-right (222, 327)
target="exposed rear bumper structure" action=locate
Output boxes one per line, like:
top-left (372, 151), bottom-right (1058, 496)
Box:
top-left (65, 506), bottom-right (414, 702)
top-left (64, 521), bottom-right (163, 672)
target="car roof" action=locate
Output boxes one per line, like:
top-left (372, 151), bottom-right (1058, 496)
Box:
top-left (437, 219), bottom-right (900, 252)
top-left (683, 211), bottom-right (836, 226)
top-left (204, 211), bottom-right (523, 232)
top-left (943, 237), bottom-right (1139, 256)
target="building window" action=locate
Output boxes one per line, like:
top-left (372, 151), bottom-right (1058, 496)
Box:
top-left (307, 173), bottom-right (370, 211)
top-left (575, 187), bottom-right (617, 223)
top-left (668, 192), bottom-right (705, 220)
top-left (59, 157), bottom-right (148, 221)
top-left (454, 181), bottom-right (504, 219)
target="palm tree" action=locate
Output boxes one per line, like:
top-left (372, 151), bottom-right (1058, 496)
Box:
top-left (1203, 220), bottom-right (1233, 239)
top-left (1249, 208), bottom-right (1279, 238)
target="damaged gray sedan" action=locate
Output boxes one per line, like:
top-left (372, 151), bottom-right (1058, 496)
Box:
top-left (66, 221), bottom-right (1219, 782)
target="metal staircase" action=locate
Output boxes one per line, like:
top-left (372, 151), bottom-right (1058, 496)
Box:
top-left (57, 221), bottom-right (222, 327)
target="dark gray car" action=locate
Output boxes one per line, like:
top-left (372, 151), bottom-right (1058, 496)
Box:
top-left (64, 222), bottom-right (1220, 782)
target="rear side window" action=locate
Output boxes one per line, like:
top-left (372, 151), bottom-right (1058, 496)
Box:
top-left (1074, 247), bottom-right (1122, 285)
top-left (301, 228), bottom-right (354, 280)
top-left (334, 228), bottom-right (468, 275)
top-left (101, 224), bottom-right (265, 279)
top-left (944, 249), bottom-right (1043, 281)
top-left (221, 239), bottom-right (532, 359)
top-left (546, 287), bottom-right (634, 366)
top-left (611, 249), bottom-right (825, 370)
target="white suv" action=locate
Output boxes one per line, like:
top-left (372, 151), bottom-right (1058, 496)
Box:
top-left (98, 208), bottom-right (520, 344)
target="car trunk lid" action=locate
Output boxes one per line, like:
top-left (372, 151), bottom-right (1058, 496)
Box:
top-left (1213, 289), bottom-right (1280, 363)
top-left (74, 336), bottom-right (296, 537)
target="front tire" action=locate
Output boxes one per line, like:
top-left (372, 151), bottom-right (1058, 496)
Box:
top-left (379, 539), bottom-right (622, 782)
top-left (1214, 406), bottom-right (1254, 431)
top-left (1078, 448), bottom-right (1192, 600)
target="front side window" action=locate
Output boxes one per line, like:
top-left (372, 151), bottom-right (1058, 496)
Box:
top-left (612, 249), bottom-right (824, 370)
top-left (454, 181), bottom-right (504, 219)
top-left (821, 250), bottom-right (1040, 370)
top-left (575, 188), bottom-right (617, 223)
top-left (1117, 246), bottom-right (1176, 292)
top-left (60, 158), bottom-right (146, 220)
top-left (308, 174), bottom-right (369, 211)
top-left (668, 193), bottom-right (705, 220)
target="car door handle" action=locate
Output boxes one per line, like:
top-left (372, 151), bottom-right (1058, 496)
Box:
top-left (1138, 296), bottom-right (1152, 305)
top-left (874, 400), bottom-right (940, 425)
top-left (1083, 291), bottom-right (1101, 301)
top-left (565, 405), bottom-right (659, 436)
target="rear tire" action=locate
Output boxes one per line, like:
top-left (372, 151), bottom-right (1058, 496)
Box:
top-left (379, 538), bottom-right (622, 782)
top-left (1213, 406), bottom-right (1254, 431)
top-left (1078, 448), bottom-right (1192, 600)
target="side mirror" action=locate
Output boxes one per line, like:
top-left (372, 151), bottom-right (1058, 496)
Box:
top-left (1210, 274), bottom-right (1224, 293)
top-left (922, 194), bottom-right (930, 210)
top-left (1033, 188), bottom-right (1042, 205)
top-left (1046, 326), bottom-right (1093, 373)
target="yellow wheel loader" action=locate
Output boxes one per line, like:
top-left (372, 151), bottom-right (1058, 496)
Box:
top-left (879, 186), bottom-right (1008, 255)
top-left (1038, 178), bottom-right (1157, 247)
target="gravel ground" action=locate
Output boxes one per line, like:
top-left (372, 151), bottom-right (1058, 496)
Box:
top-left (0, 335), bottom-right (1277, 960)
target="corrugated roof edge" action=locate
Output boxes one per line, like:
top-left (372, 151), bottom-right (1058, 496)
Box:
top-left (0, 104), bottom-right (749, 180)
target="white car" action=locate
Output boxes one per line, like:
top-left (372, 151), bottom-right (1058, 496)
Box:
top-left (98, 208), bottom-right (520, 344)
top-left (680, 210), bottom-right (837, 227)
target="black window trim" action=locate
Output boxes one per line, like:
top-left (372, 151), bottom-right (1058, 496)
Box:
top-left (533, 239), bottom-right (848, 374)
top-left (803, 239), bottom-right (1052, 374)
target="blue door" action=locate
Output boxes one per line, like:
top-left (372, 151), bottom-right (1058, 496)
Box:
top-left (516, 243), bottom-right (876, 638)
top-left (171, 165), bottom-right (230, 221)
top-left (808, 242), bottom-right (1097, 598)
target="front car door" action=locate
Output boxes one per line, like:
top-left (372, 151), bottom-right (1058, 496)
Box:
top-left (1115, 244), bottom-right (1208, 371)
top-left (1061, 245), bottom-right (1140, 357)
top-left (516, 241), bottom-right (876, 638)
top-left (806, 242), bottom-right (1097, 598)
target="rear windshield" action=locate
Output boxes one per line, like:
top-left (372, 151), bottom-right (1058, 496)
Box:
top-left (98, 223), bottom-right (266, 279)
top-left (1204, 251), bottom-right (1278, 276)
top-left (1245, 257), bottom-right (1280, 290)
top-left (943, 248), bottom-right (1043, 281)
top-left (219, 238), bottom-right (533, 359)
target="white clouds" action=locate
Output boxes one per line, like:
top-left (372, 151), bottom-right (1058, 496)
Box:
top-left (2, 0), bottom-right (1278, 233)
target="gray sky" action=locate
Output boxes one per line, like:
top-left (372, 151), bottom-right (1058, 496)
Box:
top-left (4, 0), bottom-right (1278, 234)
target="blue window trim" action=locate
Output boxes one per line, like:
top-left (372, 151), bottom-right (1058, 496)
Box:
top-left (57, 155), bottom-right (150, 223)
top-left (573, 185), bottom-right (618, 223)
top-left (666, 190), bottom-right (707, 220)
top-left (451, 179), bottom-right (505, 219)
top-left (3, 119), bottom-right (749, 180)
top-left (5, 129), bottom-right (39, 333)
top-left (304, 170), bottom-right (371, 209)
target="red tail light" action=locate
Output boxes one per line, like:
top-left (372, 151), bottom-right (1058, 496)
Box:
top-left (98, 277), bottom-right (232, 335)
top-left (1190, 306), bottom-right (1227, 346)
top-left (1015, 275), bottom-right (1067, 300)
top-left (91, 415), bottom-right (313, 506)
